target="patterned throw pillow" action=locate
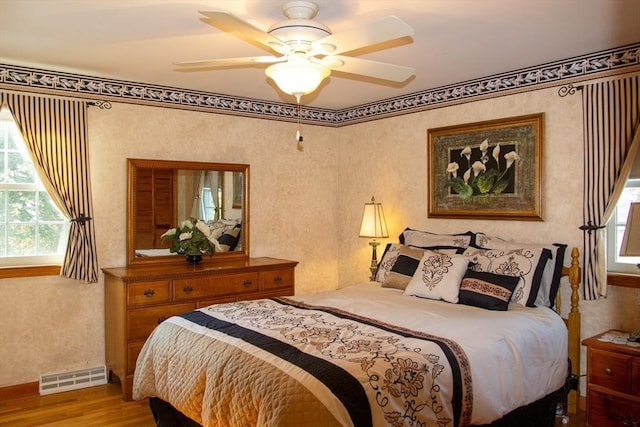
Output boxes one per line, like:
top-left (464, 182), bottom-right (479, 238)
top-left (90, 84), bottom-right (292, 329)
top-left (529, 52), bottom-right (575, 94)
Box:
top-left (381, 246), bottom-right (426, 290)
top-left (374, 243), bottom-right (403, 282)
top-left (458, 270), bottom-right (520, 311)
top-left (404, 251), bottom-right (470, 303)
top-left (462, 247), bottom-right (552, 307)
top-left (218, 225), bottom-right (241, 252)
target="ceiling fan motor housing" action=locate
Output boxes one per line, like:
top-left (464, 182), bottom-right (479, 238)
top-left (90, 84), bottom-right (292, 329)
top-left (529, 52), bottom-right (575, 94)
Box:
top-left (268, 1), bottom-right (331, 51)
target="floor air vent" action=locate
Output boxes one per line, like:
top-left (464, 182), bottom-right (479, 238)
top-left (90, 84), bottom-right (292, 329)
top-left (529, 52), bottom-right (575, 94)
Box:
top-left (39, 365), bottom-right (108, 395)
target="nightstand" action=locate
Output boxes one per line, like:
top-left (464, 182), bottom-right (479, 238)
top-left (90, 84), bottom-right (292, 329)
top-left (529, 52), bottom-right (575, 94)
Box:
top-left (582, 330), bottom-right (640, 426)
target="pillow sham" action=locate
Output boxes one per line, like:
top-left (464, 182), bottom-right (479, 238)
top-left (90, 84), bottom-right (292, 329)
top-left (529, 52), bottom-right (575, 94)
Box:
top-left (462, 247), bottom-right (552, 307)
top-left (458, 270), bottom-right (520, 311)
top-left (381, 245), bottom-right (426, 290)
top-left (399, 228), bottom-right (472, 252)
top-left (404, 251), bottom-right (470, 303)
top-left (472, 233), bottom-right (567, 307)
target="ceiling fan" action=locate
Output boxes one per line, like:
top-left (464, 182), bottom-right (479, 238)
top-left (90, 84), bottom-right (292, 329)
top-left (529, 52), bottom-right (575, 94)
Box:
top-left (174, 1), bottom-right (415, 103)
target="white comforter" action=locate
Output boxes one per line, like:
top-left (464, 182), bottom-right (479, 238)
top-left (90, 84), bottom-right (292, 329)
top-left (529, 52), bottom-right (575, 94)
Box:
top-left (291, 283), bottom-right (567, 425)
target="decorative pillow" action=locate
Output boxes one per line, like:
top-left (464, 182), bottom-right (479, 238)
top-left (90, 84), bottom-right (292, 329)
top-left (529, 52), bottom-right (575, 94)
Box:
top-left (403, 251), bottom-right (470, 303)
top-left (458, 270), bottom-right (520, 311)
top-left (463, 247), bottom-right (552, 307)
top-left (381, 246), bottom-right (426, 290)
top-left (472, 233), bottom-right (567, 307)
top-left (207, 219), bottom-right (240, 240)
top-left (218, 225), bottom-right (241, 252)
top-left (374, 243), bottom-right (403, 282)
top-left (399, 228), bottom-right (472, 252)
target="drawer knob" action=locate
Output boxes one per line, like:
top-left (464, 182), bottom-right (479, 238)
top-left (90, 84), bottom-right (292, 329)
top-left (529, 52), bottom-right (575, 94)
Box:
top-left (243, 279), bottom-right (252, 287)
top-left (604, 367), bottom-right (612, 375)
top-left (183, 285), bottom-right (193, 294)
top-left (143, 289), bottom-right (155, 297)
top-left (274, 276), bottom-right (283, 283)
top-left (157, 316), bottom-right (167, 324)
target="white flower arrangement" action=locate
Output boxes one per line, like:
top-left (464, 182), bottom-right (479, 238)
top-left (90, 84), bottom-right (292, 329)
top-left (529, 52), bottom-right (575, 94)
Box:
top-left (446, 139), bottom-right (520, 201)
top-left (161, 219), bottom-right (221, 256)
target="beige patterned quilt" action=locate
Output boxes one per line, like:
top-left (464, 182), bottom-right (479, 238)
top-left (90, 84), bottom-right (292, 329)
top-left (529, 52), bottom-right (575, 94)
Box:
top-left (133, 297), bottom-right (473, 427)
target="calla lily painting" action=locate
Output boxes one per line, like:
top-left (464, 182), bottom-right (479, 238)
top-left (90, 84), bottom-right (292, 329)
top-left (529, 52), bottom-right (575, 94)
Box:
top-left (428, 114), bottom-right (543, 221)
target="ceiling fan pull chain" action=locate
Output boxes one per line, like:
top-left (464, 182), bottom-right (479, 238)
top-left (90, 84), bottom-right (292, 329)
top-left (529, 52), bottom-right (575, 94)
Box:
top-left (296, 102), bottom-right (304, 152)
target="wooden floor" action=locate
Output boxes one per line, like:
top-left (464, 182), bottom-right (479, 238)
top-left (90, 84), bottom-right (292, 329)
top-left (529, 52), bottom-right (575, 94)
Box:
top-left (0, 383), bottom-right (155, 427)
top-left (0, 383), bottom-right (586, 426)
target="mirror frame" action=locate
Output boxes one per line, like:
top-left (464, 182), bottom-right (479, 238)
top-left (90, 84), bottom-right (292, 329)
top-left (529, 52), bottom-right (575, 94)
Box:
top-left (126, 158), bottom-right (250, 266)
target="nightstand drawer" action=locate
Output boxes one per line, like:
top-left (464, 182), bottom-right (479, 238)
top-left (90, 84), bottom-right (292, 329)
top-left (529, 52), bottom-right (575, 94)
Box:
top-left (262, 268), bottom-right (294, 291)
top-left (127, 303), bottom-right (196, 340)
top-left (127, 281), bottom-right (171, 306)
top-left (588, 348), bottom-right (631, 393)
top-left (588, 388), bottom-right (640, 427)
top-left (174, 273), bottom-right (260, 300)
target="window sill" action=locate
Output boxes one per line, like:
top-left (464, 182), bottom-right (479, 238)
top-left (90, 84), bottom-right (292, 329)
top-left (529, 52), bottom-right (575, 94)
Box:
top-left (607, 272), bottom-right (640, 288)
top-left (0, 265), bottom-right (61, 279)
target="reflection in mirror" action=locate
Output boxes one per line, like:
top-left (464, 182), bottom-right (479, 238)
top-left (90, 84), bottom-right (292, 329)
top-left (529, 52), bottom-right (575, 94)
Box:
top-left (127, 159), bottom-right (249, 266)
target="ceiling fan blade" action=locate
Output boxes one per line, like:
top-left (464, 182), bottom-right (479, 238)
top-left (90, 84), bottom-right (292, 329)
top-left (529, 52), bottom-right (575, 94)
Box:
top-left (324, 55), bottom-right (414, 82)
top-left (312, 16), bottom-right (414, 56)
top-left (199, 11), bottom-right (289, 55)
top-left (174, 56), bottom-right (284, 69)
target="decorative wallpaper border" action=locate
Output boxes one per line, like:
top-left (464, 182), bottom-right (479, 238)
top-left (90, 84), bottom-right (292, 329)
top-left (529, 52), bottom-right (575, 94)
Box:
top-left (1, 42), bottom-right (639, 127)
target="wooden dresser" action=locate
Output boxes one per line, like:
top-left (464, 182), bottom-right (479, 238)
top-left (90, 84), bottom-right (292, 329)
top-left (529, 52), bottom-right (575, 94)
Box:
top-left (103, 257), bottom-right (298, 400)
top-left (583, 330), bottom-right (640, 426)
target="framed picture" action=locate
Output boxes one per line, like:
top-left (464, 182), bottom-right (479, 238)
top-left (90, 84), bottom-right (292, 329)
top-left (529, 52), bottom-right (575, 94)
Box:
top-left (232, 172), bottom-right (243, 209)
top-left (428, 113), bottom-right (543, 221)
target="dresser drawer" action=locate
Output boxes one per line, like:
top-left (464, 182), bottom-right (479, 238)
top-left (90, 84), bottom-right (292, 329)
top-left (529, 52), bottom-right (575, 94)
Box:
top-left (127, 341), bottom-right (145, 375)
top-left (127, 303), bottom-right (196, 340)
top-left (588, 348), bottom-right (632, 393)
top-left (174, 273), bottom-right (260, 301)
top-left (632, 357), bottom-right (640, 396)
top-left (588, 389), bottom-right (640, 427)
top-left (127, 281), bottom-right (171, 306)
top-left (262, 268), bottom-right (293, 292)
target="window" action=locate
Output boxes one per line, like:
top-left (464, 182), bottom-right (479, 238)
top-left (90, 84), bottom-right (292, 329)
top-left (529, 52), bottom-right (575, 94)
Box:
top-left (0, 109), bottom-right (68, 267)
top-left (607, 178), bottom-right (640, 274)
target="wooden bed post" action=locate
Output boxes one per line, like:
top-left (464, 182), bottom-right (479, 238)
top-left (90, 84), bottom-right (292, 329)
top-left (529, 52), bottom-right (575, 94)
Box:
top-left (565, 247), bottom-right (581, 415)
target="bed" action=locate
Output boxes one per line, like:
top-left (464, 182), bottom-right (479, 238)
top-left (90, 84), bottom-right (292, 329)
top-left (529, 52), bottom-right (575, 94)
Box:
top-left (132, 229), bottom-right (581, 427)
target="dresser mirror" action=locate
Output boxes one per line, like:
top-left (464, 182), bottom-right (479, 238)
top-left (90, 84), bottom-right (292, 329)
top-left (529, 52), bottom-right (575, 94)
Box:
top-left (126, 158), bottom-right (249, 266)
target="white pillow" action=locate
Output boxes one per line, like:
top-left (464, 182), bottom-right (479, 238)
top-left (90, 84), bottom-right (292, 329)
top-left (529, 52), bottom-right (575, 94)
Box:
top-left (400, 228), bottom-right (472, 250)
top-left (404, 251), bottom-right (470, 303)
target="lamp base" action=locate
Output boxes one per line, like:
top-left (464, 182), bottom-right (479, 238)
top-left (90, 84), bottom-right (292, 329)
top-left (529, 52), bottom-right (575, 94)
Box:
top-left (368, 240), bottom-right (381, 281)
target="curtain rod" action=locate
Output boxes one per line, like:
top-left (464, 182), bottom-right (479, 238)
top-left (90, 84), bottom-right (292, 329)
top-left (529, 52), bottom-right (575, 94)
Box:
top-left (1, 89), bottom-right (112, 109)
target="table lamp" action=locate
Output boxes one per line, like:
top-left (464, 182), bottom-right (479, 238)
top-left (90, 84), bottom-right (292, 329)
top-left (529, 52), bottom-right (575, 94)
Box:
top-left (359, 196), bottom-right (389, 281)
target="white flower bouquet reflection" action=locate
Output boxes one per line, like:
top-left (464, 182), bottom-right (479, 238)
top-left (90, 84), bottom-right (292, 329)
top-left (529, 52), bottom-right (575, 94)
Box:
top-left (161, 219), bottom-right (221, 257)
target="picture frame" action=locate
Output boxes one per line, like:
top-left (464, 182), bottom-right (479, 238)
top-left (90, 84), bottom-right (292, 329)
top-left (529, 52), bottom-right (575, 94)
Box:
top-left (232, 172), bottom-right (243, 209)
top-left (428, 113), bottom-right (543, 221)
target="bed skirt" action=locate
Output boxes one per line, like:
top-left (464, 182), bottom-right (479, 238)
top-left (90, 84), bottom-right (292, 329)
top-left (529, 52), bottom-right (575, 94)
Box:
top-left (148, 389), bottom-right (559, 427)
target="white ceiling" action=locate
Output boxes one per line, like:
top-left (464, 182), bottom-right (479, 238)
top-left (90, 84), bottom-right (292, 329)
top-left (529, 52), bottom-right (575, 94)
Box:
top-left (1, 0), bottom-right (639, 110)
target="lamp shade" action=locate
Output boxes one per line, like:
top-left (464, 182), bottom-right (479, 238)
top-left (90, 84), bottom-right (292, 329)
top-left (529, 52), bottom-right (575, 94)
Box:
top-left (265, 60), bottom-right (330, 101)
top-left (359, 197), bottom-right (389, 238)
top-left (619, 202), bottom-right (640, 256)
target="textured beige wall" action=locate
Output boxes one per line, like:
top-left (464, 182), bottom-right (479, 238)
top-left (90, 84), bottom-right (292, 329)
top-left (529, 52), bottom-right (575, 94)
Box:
top-left (1, 83), bottom-right (639, 389)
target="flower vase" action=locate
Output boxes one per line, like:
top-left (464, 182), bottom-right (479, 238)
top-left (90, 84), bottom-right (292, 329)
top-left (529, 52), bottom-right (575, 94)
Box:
top-left (185, 254), bottom-right (203, 265)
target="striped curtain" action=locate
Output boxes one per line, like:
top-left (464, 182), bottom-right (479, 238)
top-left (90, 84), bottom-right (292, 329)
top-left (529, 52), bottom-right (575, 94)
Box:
top-left (582, 76), bottom-right (640, 299)
top-left (0, 92), bottom-right (99, 283)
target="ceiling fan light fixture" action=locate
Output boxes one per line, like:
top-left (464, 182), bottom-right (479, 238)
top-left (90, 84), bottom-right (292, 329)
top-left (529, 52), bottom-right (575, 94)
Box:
top-left (265, 61), bottom-right (330, 101)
